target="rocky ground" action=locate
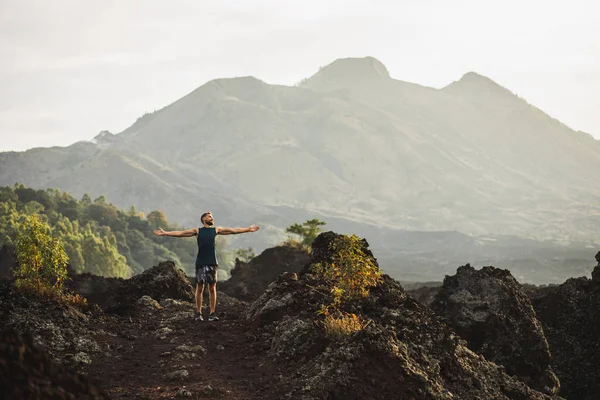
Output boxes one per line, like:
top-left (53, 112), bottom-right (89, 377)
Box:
top-left (1, 234), bottom-right (598, 399)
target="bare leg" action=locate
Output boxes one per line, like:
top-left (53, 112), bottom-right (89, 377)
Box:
top-left (208, 283), bottom-right (217, 314)
top-left (195, 283), bottom-right (204, 313)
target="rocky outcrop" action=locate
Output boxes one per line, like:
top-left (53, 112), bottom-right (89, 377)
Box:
top-left (245, 232), bottom-right (563, 400)
top-left (220, 245), bottom-right (309, 301)
top-left (0, 244), bottom-right (17, 279)
top-left (0, 328), bottom-right (109, 399)
top-left (529, 252), bottom-right (600, 400)
top-left (0, 280), bottom-right (102, 365)
top-left (430, 264), bottom-right (559, 395)
top-left (68, 261), bottom-right (195, 314)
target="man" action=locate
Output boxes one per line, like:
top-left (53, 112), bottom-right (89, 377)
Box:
top-left (153, 212), bottom-right (260, 321)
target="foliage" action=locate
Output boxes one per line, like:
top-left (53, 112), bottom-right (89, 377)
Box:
top-left (14, 278), bottom-right (90, 310)
top-left (312, 234), bottom-right (383, 307)
top-left (321, 312), bottom-right (368, 340)
top-left (11, 214), bottom-right (90, 310)
top-left (14, 214), bottom-right (69, 291)
top-left (0, 183), bottom-right (244, 279)
top-left (310, 234), bottom-right (383, 339)
top-left (285, 218), bottom-right (327, 248)
top-left (280, 237), bottom-right (309, 252)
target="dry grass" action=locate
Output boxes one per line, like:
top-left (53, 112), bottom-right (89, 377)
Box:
top-left (281, 238), bottom-right (310, 252)
top-left (15, 278), bottom-right (89, 310)
top-left (322, 313), bottom-right (367, 340)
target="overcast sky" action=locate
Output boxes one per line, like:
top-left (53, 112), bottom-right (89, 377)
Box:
top-left (0, 0), bottom-right (598, 152)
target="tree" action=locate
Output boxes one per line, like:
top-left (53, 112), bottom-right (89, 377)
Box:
top-left (146, 210), bottom-right (168, 230)
top-left (14, 214), bottom-right (69, 291)
top-left (285, 218), bottom-right (327, 247)
top-left (80, 193), bottom-right (91, 206)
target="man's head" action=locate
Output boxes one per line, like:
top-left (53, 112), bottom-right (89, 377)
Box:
top-left (201, 212), bottom-right (214, 227)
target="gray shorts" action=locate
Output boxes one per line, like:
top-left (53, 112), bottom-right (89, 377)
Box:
top-left (195, 265), bottom-right (218, 284)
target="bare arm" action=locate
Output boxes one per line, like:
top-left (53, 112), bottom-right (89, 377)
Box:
top-left (153, 227), bottom-right (198, 237)
top-left (216, 225), bottom-right (260, 235)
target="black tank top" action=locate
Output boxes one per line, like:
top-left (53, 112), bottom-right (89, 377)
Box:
top-left (195, 227), bottom-right (218, 266)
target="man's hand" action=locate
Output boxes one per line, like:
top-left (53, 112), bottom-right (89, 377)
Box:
top-left (153, 227), bottom-right (167, 236)
top-left (248, 224), bottom-right (260, 232)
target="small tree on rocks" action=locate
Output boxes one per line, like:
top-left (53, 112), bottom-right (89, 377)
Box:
top-left (14, 214), bottom-right (69, 293)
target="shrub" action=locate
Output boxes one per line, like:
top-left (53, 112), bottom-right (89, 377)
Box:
top-left (14, 278), bottom-right (89, 310)
top-left (14, 214), bottom-right (69, 292)
top-left (322, 312), bottom-right (367, 340)
top-left (281, 237), bottom-right (309, 252)
top-left (311, 234), bottom-right (383, 338)
top-left (311, 234), bottom-right (383, 308)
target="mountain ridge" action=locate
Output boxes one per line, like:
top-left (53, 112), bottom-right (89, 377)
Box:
top-left (2, 55), bottom-right (600, 283)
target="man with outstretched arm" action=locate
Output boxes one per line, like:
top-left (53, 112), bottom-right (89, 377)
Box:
top-left (153, 212), bottom-right (260, 321)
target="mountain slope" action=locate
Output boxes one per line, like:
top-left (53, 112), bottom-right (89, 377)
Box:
top-left (2, 56), bottom-right (600, 282)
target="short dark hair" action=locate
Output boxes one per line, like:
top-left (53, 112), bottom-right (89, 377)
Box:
top-left (201, 212), bottom-right (211, 222)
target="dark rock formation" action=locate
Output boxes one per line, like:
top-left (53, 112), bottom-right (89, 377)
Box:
top-left (220, 245), bottom-right (309, 301)
top-left (529, 252), bottom-right (600, 400)
top-left (0, 244), bottom-right (16, 279)
top-left (591, 251), bottom-right (600, 282)
top-left (0, 328), bottom-right (109, 399)
top-left (68, 260), bottom-right (195, 314)
top-left (244, 232), bottom-right (563, 400)
top-left (65, 272), bottom-right (123, 307)
top-left (0, 280), bottom-right (101, 365)
top-left (430, 264), bottom-right (559, 395)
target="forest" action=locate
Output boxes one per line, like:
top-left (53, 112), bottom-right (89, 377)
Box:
top-left (0, 183), bottom-right (251, 279)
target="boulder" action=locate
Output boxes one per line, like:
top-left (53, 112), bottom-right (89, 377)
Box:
top-left (97, 261), bottom-right (194, 314)
top-left (529, 252), bottom-right (600, 400)
top-left (430, 264), bottom-right (559, 395)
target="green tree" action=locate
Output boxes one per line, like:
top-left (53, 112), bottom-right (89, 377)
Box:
top-left (14, 214), bottom-right (69, 291)
top-left (146, 210), bottom-right (168, 230)
top-left (80, 193), bottom-right (91, 206)
top-left (93, 195), bottom-right (107, 205)
top-left (24, 200), bottom-right (44, 214)
top-left (285, 218), bottom-right (327, 247)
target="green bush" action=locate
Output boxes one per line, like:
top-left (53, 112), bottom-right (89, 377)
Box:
top-left (14, 214), bottom-right (69, 292)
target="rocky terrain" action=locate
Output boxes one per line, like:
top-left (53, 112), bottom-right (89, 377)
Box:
top-left (0, 327), bottom-right (109, 399)
top-left (430, 264), bottom-right (559, 395)
top-left (528, 252), bottom-right (600, 400)
top-left (2, 232), bottom-right (598, 399)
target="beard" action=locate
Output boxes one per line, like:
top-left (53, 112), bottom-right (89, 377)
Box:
top-left (205, 220), bottom-right (214, 226)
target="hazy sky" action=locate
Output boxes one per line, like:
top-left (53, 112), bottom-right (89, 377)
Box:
top-left (1, 0), bottom-right (598, 152)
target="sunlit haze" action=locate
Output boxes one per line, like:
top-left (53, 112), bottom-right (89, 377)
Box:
top-left (0, 0), bottom-right (598, 151)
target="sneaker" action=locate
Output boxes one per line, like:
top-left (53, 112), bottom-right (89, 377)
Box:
top-left (208, 313), bottom-right (219, 322)
top-left (194, 311), bottom-right (204, 321)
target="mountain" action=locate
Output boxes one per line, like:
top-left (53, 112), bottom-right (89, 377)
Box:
top-left (1, 56), bottom-right (599, 283)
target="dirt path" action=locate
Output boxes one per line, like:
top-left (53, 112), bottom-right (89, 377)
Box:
top-left (83, 295), bottom-right (280, 400)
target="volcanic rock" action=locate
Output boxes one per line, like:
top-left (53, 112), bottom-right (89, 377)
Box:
top-left (430, 263), bottom-right (559, 395)
top-left (529, 252), bottom-right (600, 400)
top-left (245, 232), bottom-right (563, 400)
top-left (0, 328), bottom-right (109, 399)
